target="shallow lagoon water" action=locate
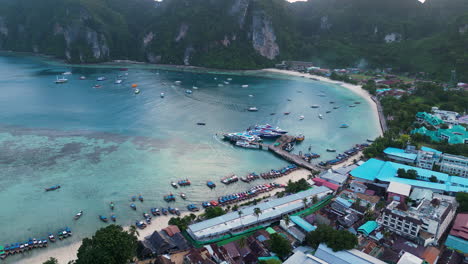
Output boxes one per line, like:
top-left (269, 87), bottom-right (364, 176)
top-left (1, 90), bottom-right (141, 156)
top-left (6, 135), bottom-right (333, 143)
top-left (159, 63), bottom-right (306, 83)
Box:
top-left (0, 53), bottom-right (380, 255)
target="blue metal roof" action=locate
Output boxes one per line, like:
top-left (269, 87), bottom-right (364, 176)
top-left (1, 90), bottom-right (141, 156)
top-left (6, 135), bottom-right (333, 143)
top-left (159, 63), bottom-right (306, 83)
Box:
top-left (421, 146), bottom-right (442, 155)
top-left (350, 159), bottom-right (468, 193)
top-left (445, 235), bottom-right (468, 254)
top-left (335, 197), bottom-right (353, 208)
top-left (290, 216), bottom-right (317, 232)
top-left (383, 147), bottom-right (417, 161)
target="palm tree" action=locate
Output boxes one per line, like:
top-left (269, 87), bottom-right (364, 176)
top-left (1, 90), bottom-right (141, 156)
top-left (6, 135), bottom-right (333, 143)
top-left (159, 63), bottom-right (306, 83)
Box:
top-left (238, 210), bottom-right (244, 227)
top-left (129, 225), bottom-right (139, 237)
top-left (312, 195), bottom-right (318, 204)
top-left (303, 197), bottom-right (308, 208)
top-left (253, 207), bottom-right (262, 221)
top-left (283, 215), bottom-right (290, 226)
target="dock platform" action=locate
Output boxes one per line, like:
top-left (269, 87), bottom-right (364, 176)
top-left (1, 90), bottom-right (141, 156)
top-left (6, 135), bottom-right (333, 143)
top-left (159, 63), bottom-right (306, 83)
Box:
top-left (267, 135), bottom-right (323, 173)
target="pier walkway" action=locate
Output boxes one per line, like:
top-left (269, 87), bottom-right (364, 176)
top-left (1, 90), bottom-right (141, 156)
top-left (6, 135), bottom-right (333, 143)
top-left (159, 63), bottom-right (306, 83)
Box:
top-left (266, 135), bottom-right (323, 173)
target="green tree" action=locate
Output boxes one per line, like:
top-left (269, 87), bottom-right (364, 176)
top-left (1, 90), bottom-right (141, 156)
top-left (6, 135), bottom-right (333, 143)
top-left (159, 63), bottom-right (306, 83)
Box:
top-left (75, 225), bottom-right (137, 264)
top-left (204, 207), bottom-right (226, 219)
top-left (128, 225), bottom-right (138, 237)
top-left (456, 192), bottom-right (468, 213)
top-left (283, 214), bottom-right (291, 226)
top-left (268, 233), bottom-right (292, 259)
top-left (43, 258), bottom-right (58, 264)
top-left (303, 197), bottom-right (308, 208)
top-left (285, 178), bottom-right (310, 193)
top-left (312, 195), bottom-right (318, 204)
top-left (429, 176), bottom-right (438, 183)
top-left (305, 225), bottom-right (358, 252)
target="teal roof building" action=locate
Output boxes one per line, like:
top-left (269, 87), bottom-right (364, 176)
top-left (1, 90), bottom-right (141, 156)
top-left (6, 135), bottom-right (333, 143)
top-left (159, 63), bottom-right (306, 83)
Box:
top-left (358, 221), bottom-right (379, 236)
top-left (416, 112), bottom-right (444, 127)
top-left (411, 124), bottom-right (468, 145)
top-left (350, 159), bottom-right (468, 193)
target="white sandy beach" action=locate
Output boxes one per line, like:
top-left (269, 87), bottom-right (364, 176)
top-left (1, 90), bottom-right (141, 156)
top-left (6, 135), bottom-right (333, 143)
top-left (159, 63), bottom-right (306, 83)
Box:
top-left (20, 169), bottom-right (312, 264)
top-left (262, 68), bottom-right (383, 136)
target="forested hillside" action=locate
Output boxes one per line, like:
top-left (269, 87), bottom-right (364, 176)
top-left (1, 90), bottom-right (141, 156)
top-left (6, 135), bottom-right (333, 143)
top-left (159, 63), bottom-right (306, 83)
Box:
top-left (0, 0), bottom-right (465, 80)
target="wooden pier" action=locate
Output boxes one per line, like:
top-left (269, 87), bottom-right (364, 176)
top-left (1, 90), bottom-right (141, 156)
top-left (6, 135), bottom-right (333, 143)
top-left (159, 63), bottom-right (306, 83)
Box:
top-left (267, 135), bottom-right (324, 173)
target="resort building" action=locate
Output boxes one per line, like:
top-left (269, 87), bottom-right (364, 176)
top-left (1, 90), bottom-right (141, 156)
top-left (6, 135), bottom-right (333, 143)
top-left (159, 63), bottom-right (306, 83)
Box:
top-left (187, 186), bottom-right (333, 241)
top-left (445, 213), bottom-right (468, 254)
top-left (439, 153), bottom-right (468, 177)
top-left (416, 149), bottom-right (438, 170)
top-left (431, 107), bottom-right (459, 126)
top-left (378, 194), bottom-right (456, 246)
top-left (416, 112), bottom-right (444, 127)
top-left (350, 159), bottom-right (468, 193)
top-left (411, 125), bottom-right (468, 144)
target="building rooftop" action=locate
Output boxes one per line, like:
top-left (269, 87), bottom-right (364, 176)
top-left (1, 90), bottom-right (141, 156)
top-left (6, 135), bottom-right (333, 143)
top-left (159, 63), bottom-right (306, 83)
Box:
top-left (313, 178), bottom-right (339, 191)
top-left (420, 146), bottom-right (442, 155)
top-left (383, 147), bottom-right (418, 162)
top-left (290, 216), bottom-right (316, 232)
top-left (397, 252), bottom-right (423, 264)
top-left (314, 243), bottom-right (387, 264)
top-left (284, 247), bottom-right (327, 264)
top-left (320, 170), bottom-right (348, 185)
top-left (187, 186), bottom-right (332, 240)
top-left (358, 221), bottom-right (378, 236)
top-left (450, 213), bottom-right (468, 240)
top-left (387, 181), bottom-right (412, 197)
top-left (350, 159), bottom-right (468, 192)
top-left (421, 247), bottom-right (440, 264)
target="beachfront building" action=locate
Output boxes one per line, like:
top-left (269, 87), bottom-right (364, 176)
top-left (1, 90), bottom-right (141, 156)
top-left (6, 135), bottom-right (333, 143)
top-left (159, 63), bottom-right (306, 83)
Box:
top-left (319, 169), bottom-right (348, 186)
top-left (350, 159), bottom-right (468, 193)
top-left (187, 186), bottom-right (333, 241)
top-left (378, 194), bottom-right (456, 246)
top-left (384, 146), bottom-right (418, 164)
top-left (440, 153), bottom-right (468, 177)
top-left (445, 213), bottom-right (468, 254)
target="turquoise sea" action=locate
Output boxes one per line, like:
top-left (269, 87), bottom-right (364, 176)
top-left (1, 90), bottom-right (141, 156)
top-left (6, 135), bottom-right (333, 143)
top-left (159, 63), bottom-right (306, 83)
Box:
top-left (0, 53), bottom-right (380, 259)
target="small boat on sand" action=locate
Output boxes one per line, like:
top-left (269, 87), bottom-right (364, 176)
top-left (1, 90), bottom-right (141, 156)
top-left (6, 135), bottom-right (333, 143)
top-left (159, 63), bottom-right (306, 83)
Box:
top-left (174, 208), bottom-right (181, 216)
top-left (151, 208), bottom-right (160, 216)
top-left (130, 203), bottom-right (137, 210)
top-left (74, 211), bottom-right (83, 220)
top-left (143, 212), bottom-right (151, 219)
top-left (135, 221), bottom-right (146, 229)
top-left (187, 204), bottom-right (199, 212)
top-left (161, 208), bottom-right (168, 215)
top-left (99, 215), bottom-right (108, 223)
top-left (168, 207), bottom-right (176, 214)
top-left (48, 234), bottom-right (56, 242)
top-left (45, 185), bottom-right (61, 192)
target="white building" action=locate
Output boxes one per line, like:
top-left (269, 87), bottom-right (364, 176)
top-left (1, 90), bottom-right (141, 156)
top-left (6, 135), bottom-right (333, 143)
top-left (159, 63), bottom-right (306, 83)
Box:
top-left (432, 107), bottom-right (459, 126)
top-left (440, 153), bottom-right (468, 178)
top-left (416, 150), bottom-right (437, 170)
top-left (378, 194), bottom-right (457, 246)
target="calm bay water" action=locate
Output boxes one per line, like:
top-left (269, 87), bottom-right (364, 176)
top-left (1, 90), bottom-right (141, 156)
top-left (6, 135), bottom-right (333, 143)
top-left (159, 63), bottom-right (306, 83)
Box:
top-left (0, 53), bottom-right (380, 253)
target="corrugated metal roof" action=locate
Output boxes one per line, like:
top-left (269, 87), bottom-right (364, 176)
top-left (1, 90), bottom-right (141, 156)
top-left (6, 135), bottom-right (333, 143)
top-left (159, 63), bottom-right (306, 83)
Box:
top-left (187, 186), bottom-right (332, 240)
top-left (384, 147), bottom-right (417, 161)
top-left (290, 216), bottom-right (317, 232)
top-left (350, 159), bottom-right (468, 193)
